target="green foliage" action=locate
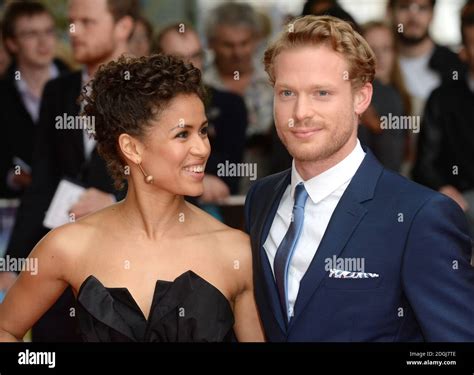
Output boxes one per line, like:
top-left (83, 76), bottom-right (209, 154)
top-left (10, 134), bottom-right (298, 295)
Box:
top-left (41, 0), bottom-right (69, 34)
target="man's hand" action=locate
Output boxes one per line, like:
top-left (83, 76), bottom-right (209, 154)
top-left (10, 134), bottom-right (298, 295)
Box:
top-left (69, 188), bottom-right (115, 219)
top-left (0, 272), bottom-right (17, 292)
top-left (200, 174), bottom-right (230, 203)
top-left (7, 170), bottom-right (32, 191)
top-left (11, 172), bottom-right (32, 189)
top-left (439, 185), bottom-right (469, 212)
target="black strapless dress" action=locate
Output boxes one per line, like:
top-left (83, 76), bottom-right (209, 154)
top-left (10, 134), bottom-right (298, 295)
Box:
top-left (76, 270), bottom-right (235, 342)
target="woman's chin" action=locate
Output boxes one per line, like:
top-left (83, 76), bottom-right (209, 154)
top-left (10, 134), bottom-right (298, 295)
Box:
top-left (181, 185), bottom-right (204, 198)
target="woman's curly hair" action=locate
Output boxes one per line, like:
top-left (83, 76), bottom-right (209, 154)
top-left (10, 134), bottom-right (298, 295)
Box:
top-left (81, 54), bottom-right (207, 190)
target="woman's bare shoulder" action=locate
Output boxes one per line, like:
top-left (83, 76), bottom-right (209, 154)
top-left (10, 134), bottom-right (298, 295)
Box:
top-left (32, 206), bottom-right (115, 268)
top-left (186, 202), bottom-right (252, 260)
top-left (211, 227), bottom-right (253, 297)
top-left (217, 227), bottom-right (251, 249)
top-left (33, 220), bottom-right (92, 263)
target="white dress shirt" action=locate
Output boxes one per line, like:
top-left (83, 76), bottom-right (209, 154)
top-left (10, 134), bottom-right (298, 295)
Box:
top-left (79, 69), bottom-right (115, 202)
top-left (263, 140), bottom-right (366, 318)
top-left (15, 63), bottom-right (60, 123)
top-left (81, 70), bottom-right (96, 160)
top-left (7, 64), bottom-right (60, 190)
top-left (399, 51), bottom-right (441, 101)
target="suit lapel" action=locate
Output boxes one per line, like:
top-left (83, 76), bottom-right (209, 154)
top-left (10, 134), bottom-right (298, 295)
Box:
top-left (290, 150), bottom-right (384, 326)
top-left (9, 81), bottom-right (35, 126)
top-left (255, 170), bottom-right (291, 335)
top-left (290, 191), bottom-right (367, 325)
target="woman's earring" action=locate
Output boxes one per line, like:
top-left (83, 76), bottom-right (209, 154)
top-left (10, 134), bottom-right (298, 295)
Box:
top-left (137, 162), bottom-right (154, 184)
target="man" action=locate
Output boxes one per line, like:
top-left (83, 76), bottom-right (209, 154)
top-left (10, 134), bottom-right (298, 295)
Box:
top-left (302, 0), bottom-right (359, 30)
top-left (413, 2), bottom-right (474, 240)
top-left (245, 15), bottom-right (474, 342)
top-left (205, 2), bottom-right (272, 136)
top-left (0, 0), bottom-right (138, 341)
top-left (0, 1), bottom-right (69, 198)
top-left (205, 2), bottom-right (274, 192)
top-left (0, 26), bottom-right (11, 77)
top-left (388, 0), bottom-right (466, 115)
top-left (388, 0), bottom-right (466, 174)
top-left (270, 0), bottom-right (362, 175)
top-left (155, 23), bottom-right (247, 200)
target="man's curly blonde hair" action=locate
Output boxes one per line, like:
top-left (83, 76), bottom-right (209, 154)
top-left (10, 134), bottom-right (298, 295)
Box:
top-left (264, 15), bottom-right (376, 90)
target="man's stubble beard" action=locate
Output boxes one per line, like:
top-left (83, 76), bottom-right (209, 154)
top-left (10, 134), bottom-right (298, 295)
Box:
top-left (277, 120), bottom-right (355, 163)
top-left (397, 29), bottom-right (430, 46)
top-left (75, 40), bottom-right (117, 68)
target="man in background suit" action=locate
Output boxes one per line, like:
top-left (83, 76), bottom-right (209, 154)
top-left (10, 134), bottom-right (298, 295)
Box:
top-left (245, 15), bottom-right (474, 341)
top-left (0, 29), bottom-right (11, 78)
top-left (0, 0), bottom-right (138, 341)
top-left (0, 1), bottom-right (69, 198)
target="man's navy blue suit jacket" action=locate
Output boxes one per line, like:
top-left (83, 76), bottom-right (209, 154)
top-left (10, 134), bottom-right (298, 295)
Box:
top-left (245, 149), bottom-right (474, 342)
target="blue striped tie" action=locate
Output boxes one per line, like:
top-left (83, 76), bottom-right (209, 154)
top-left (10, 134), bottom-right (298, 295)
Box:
top-left (274, 182), bottom-right (309, 322)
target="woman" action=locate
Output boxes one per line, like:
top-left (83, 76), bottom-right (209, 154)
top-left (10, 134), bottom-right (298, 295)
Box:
top-left (128, 16), bottom-right (153, 58)
top-left (359, 21), bottom-right (412, 173)
top-left (0, 54), bottom-right (264, 342)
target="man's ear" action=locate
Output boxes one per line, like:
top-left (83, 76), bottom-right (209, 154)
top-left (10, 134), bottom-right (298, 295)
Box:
top-left (386, 5), bottom-right (393, 22)
top-left (354, 82), bottom-right (373, 116)
top-left (208, 35), bottom-right (217, 50)
top-left (5, 37), bottom-right (18, 55)
top-left (118, 133), bottom-right (143, 164)
top-left (459, 46), bottom-right (468, 64)
top-left (116, 16), bottom-right (135, 42)
top-left (427, 9), bottom-right (434, 24)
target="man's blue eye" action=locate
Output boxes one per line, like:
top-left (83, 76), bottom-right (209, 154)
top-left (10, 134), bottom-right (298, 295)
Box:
top-left (281, 90), bottom-right (293, 97)
top-left (319, 91), bottom-right (329, 96)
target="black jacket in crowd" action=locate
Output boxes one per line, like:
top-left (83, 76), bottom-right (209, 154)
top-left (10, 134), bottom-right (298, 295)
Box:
top-left (6, 70), bottom-right (120, 261)
top-left (0, 59), bottom-right (70, 198)
top-left (413, 76), bottom-right (474, 192)
top-left (4, 70), bottom-right (123, 342)
top-left (429, 44), bottom-right (467, 85)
